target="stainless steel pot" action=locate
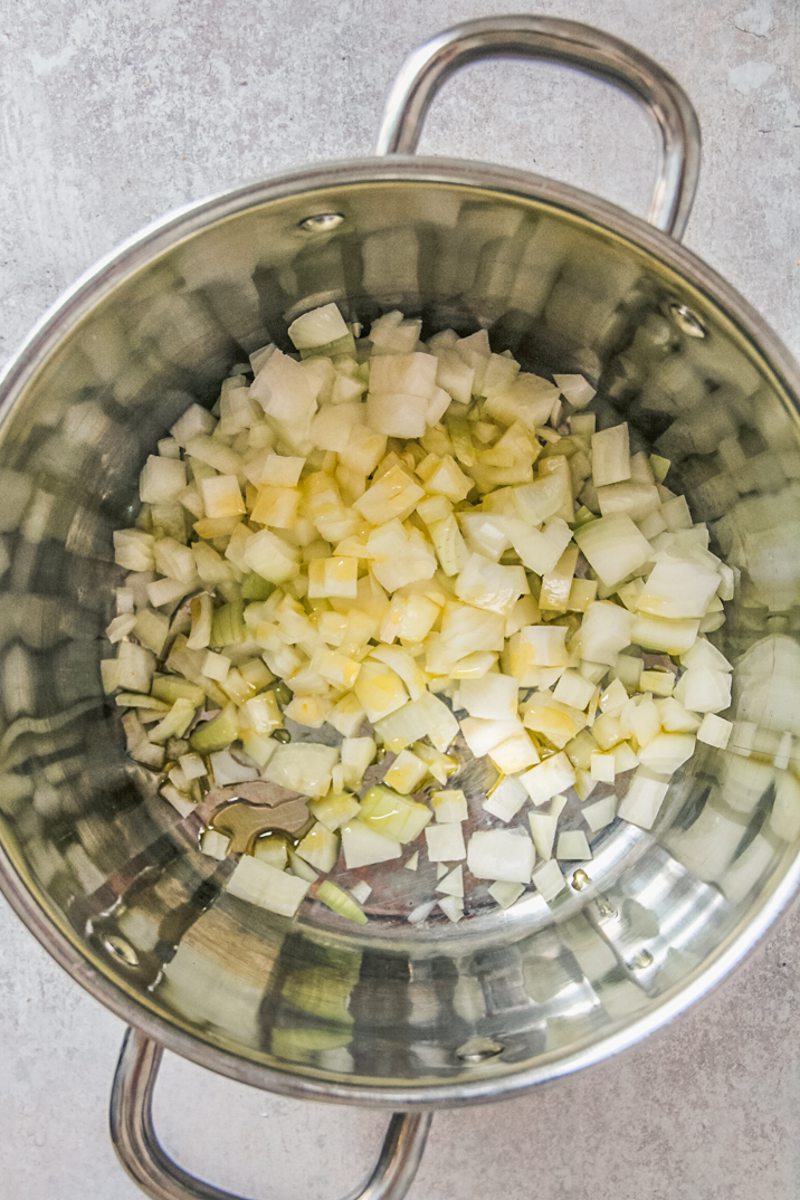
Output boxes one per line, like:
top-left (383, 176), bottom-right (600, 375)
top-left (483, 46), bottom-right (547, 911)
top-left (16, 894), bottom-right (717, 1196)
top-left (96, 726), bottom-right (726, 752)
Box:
top-left (1, 16), bottom-right (799, 1200)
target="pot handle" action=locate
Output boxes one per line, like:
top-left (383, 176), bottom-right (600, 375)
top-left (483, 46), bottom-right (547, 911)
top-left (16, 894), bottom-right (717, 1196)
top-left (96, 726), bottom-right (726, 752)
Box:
top-left (376, 15), bottom-right (700, 240)
top-left (110, 1028), bottom-right (433, 1200)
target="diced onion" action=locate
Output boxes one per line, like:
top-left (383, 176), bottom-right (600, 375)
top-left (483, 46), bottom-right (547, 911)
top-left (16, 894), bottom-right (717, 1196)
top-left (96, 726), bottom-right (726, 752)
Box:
top-left (110, 302), bottom-right (735, 928)
top-left (467, 829), bottom-right (534, 883)
top-left (483, 775), bottom-right (528, 822)
top-left (341, 820), bottom-right (402, 869)
top-left (227, 856), bottom-right (310, 916)
top-left (424, 822), bottom-right (466, 862)
top-left (532, 859), bottom-right (567, 902)
top-left (556, 830), bottom-right (592, 861)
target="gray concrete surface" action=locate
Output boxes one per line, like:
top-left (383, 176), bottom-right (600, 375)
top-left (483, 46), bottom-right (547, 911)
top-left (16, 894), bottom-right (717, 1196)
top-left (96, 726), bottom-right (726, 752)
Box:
top-left (1, 1), bottom-right (798, 1198)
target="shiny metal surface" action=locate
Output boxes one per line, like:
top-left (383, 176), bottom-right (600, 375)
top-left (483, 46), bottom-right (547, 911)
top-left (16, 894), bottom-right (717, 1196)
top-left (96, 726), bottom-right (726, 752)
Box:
top-left (111, 1028), bottom-right (431, 1200)
top-left (0, 12), bottom-right (797, 1168)
top-left (376, 15), bottom-right (700, 238)
top-left (1, 159), bottom-right (797, 1109)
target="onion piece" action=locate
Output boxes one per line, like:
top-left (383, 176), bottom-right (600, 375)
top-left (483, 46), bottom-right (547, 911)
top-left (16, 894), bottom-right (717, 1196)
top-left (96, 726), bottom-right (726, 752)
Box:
top-left (383, 748), bottom-right (429, 794)
top-left (574, 514), bottom-right (652, 588)
top-left (519, 752), bottom-right (576, 807)
top-left (288, 303), bottom-right (351, 352)
top-left (637, 559), bottom-right (720, 620)
top-left (408, 900), bottom-right (436, 924)
top-left (438, 895), bottom-right (465, 923)
top-left (673, 667), bottom-right (732, 713)
top-left (618, 769), bottom-right (671, 830)
top-left (532, 859), bottom-right (566, 902)
top-left (460, 717), bottom-right (524, 758)
top-left (431, 789), bottom-right (468, 823)
top-left (554, 374), bottom-right (595, 409)
top-left (483, 775), bottom-right (528, 822)
top-left (467, 829), bottom-right (534, 883)
top-left (296, 822), bottom-right (340, 873)
top-left (424, 822), bottom-right (466, 863)
top-left (199, 829), bottom-right (230, 860)
top-left (227, 857), bottom-right (310, 917)
top-left (528, 811), bottom-right (557, 860)
top-left (583, 794), bottom-right (618, 833)
top-left (697, 713), bottom-right (733, 749)
top-left (591, 424), bottom-right (631, 487)
top-left (316, 879), bottom-right (367, 925)
top-left (263, 743), bottom-right (338, 798)
top-left (556, 830), bottom-right (592, 861)
top-left (488, 880), bottom-right (526, 909)
top-left (341, 821), bottom-right (402, 869)
top-left (638, 732), bottom-right (696, 774)
top-left (359, 785), bottom-right (432, 843)
top-left (436, 865), bottom-right (464, 898)
top-left (113, 302), bottom-right (735, 932)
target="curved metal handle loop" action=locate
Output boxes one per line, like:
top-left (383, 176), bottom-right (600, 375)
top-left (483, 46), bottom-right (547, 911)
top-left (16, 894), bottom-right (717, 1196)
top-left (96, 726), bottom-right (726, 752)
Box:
top-left (376, 15), bottom-right (701, 239)
top-left (110, 1028), bottom-right (433, 1200)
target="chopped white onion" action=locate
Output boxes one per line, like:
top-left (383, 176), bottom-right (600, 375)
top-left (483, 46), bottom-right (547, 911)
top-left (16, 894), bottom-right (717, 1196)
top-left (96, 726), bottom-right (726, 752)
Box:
top-left (696, 713), bottom-right (733, 749)
top-left (583, 794), bottom-right (618, 833)
top-left (227, 856), bottom-right (310, 917)
top-left (532, 859), bottom-right (566, 902)
top-left (483, 775), bottom-right (528, 822)
top-left (556, 830), bottom-right (592, 861)
top-left (111, 303), bottom-right (735, 929)
top-left (487, 880), bottom-right (526, 909)
top-left (467, 829), bottom-right (535, 883)
top-left (424, 822), bottom-right (467, 863)
top-left (436, 865), bottom-right (464, 898)
top-left (341, 821), bottom-right (402, 869)
top-left (519, 753), bottom-right (576, 807)
top-left (528, 811), bottom-right (557, 860)
top-left (618, 769), bottom-right (671, 830)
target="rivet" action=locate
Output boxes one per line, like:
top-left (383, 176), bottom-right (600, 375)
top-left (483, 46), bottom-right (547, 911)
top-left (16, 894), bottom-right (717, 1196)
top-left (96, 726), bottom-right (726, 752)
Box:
top-left (667, 301), bottom-right (707, 339)
top-left (456, 1037), bottom-right (505, 1064)
top-left (298, 212), bottom-right (346, 233)
top-left (101, 934), bottom-right (140, 968)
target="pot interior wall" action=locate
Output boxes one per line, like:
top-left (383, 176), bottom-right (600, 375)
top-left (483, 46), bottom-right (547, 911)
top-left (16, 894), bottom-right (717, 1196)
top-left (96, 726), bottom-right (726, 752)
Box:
top-left (1, 178), bottom-right (798, 1096)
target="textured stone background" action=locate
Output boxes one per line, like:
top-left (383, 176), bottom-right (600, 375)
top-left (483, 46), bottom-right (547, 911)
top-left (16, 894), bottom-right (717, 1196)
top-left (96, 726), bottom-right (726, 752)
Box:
top-left (0, 1), bottom-right (798, 1198)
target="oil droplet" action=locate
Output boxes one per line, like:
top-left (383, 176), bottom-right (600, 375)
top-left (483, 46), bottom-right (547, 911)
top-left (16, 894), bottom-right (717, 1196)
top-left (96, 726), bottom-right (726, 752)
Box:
top-left (210, 799), bottom-right (311, 853)
top-left (272, 727), bottom-right (291, 744)
top-left (629, 949), bottom-right (654, 970)
top-left (572, 869), bottom-right (592, 891)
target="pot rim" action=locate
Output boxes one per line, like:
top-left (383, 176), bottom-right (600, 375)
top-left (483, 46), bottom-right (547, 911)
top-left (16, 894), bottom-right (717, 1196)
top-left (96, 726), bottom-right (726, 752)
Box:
top-left (1, 155), bottom-right (799, 1108)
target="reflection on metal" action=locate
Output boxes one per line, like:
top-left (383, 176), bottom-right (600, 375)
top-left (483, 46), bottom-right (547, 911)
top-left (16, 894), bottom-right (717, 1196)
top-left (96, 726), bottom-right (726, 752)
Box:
top-left (0, 162), bottom-right (798, 1115)
top-left (0, 26), bottom-right (798, 1133)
